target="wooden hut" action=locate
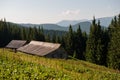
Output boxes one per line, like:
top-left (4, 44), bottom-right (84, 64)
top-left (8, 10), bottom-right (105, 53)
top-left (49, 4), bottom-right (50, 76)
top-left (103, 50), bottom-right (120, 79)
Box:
top-left (6, 40), bottom-right (27, 52)
top-left (18, 41), bottom-right (67, 59)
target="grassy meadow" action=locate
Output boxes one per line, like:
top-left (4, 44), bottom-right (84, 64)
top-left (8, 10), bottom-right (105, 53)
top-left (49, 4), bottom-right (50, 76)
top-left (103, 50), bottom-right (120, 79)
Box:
top-left (0, 48), bottom-right (120, 80)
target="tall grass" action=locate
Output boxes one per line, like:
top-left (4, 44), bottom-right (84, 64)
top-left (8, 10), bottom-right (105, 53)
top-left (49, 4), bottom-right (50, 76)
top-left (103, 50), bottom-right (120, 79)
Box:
top-left (0, 48), bottom-right (120, 80)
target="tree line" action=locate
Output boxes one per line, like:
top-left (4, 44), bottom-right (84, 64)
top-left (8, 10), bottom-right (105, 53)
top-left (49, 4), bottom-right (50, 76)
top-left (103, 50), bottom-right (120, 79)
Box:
top-left (0, 19), bottom-right (65, 47)
top-left (0, 14), bottom-right (120, 70)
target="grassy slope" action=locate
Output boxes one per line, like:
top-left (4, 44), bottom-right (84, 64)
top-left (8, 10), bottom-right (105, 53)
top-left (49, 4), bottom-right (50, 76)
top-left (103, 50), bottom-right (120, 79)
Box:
top-left (0, 48), bottom-right (120, 80)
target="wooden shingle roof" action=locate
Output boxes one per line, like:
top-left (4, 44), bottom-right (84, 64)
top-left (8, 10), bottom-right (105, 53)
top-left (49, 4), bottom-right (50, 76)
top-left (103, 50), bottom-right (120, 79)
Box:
top-left (17, 41), bottom-right (61, 56)
top-left (6, 40), bottom-right (26, 49)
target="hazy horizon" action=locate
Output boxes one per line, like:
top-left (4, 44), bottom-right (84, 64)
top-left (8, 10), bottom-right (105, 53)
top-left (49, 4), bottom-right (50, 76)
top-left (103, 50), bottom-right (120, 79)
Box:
top-left (0, 0), bottom-right (120, 24)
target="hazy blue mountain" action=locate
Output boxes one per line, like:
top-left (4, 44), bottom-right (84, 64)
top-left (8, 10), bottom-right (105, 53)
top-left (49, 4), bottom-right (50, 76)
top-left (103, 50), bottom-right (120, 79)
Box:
top-left (89, 17), bottom-right (113, 27)
top-left (40, 24), bottom-right (68, 31)
top-left (57, 16), bottom-right (113, 27)
top-left (20, 21), bottom-right (91, 33)
top-left (20, 16), bottom-right (114, 34)
top-left (57, 19), bottom-right (88, 27)
top-left (20, 23), bottom-right (67, 31)
top-left (72, 21), bottom-right (91, 33)
top-left (20, 23), bottom-right (35, 27)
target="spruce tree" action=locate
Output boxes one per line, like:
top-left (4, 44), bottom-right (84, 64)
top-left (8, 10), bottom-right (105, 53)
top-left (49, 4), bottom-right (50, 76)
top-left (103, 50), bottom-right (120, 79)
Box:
top-left (74, 25), bottom-right (84, 59)
top-left (45, 34), bottom-right (51, 42)
top-left (82, 31), bottom-right (87, 60)
top-left (52, 34), bottom-right (57, 43)
top-left (95, 20), bottom-right (103, 64)
top-left (56, 36), bottom-right (61, 43)
top-left (85, 17), bottom-right (104, 64)
top-left (61, 35), bottom-right (66, 48)
top-left (107, 15), bottom-right (120, 69)
top-left (85, 17), bottom-right (97, 63)
top-left (66, 25), bottom-right (74, 56)
top-left (101, 29), bottom-right (109, 66)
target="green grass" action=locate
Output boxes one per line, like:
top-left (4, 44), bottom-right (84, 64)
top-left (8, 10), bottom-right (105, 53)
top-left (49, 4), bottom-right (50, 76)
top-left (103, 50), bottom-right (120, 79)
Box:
top-left (0, 48), bottom-right (120, 80)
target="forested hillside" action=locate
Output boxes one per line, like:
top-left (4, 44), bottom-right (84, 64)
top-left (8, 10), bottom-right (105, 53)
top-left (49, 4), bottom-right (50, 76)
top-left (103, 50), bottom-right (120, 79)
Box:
top-left (0, 19), bottom-right (66, 47)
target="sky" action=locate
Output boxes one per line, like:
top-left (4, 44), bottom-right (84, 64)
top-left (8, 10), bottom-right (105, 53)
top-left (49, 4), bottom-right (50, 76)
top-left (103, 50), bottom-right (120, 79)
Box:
top-left (0, 0), bottom-right (120, 24)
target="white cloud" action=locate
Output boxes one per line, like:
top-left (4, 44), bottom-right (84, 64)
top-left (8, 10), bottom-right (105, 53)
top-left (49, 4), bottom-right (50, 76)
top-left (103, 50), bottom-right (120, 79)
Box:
top-left (62, 10), bottom-right (80, 16)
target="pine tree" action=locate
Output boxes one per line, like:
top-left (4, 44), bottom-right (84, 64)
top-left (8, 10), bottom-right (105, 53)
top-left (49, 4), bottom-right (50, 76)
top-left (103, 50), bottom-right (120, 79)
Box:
top-left (38, 26), bottom-right (45, 41)
top-left (61, 35), bottom-right (66, 48)
top-left (85, 17), bottom-right (97, 63)
top-left (56, 36), bottom-right (61, 43)
top-left (74, 25), bottom-right (84, 59)
top-left (52, 34), bottom-right (57, 43)
top-left (85, 17), bottom-right (104, 64)
top-left (82, 31), bottom-right (87, 60)
top-left (45, 34), bottom-right (51, 42)
top-left (66, 25), bottom-right (74, 56)
top-left (32, 26), bottom-right (45, 41)
top-left (101, 29), bottom-right (109, 66)
top-left (107, 15), bottom-right (120, 69)
top-left (95, 20), bottom-right (103, 64)
top-left (0, 20), bottom-right (11, 46)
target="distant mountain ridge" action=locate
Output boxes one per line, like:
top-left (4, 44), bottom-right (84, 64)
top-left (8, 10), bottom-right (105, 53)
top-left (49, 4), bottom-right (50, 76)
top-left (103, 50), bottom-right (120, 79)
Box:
top-left (57, 16), bottom-right (113, 27)
top-left (20, 21), bottom-right (91, 33)
top-left (89, 17), bottom-right (113, 27)
top-left (72, 21), bottom-right (91, 33)
top-left (57, 19), bottom-right (88, 27)
top-left (21, 23), bottom-right (67, 31)
top-left (19, 16), bottom-right (114, 34)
